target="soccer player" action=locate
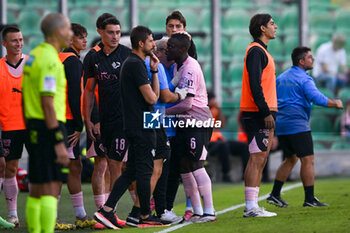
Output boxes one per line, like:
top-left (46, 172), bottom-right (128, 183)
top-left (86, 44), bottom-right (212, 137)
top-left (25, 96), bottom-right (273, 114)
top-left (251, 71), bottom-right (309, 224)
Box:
top-left (23, 13), bottom-right (72, 233)
top-left (83, 16), bottom-right (130, 220)
top-left (0, 25), bottom-right (27, 228)
top-left (267, 47), bottom-right (343, 207)
top-left (94, 25), bottom-right (163, 229)
top-left (240, 13), bottom-right (278, 217)
top-left (58, 23), bottom-right (96, 229)
top-left (165, 10), bottom-right (199, 221)
top-left (166, 33), bottom-right (216, 223)
top-left (82, 13), bottom-right (115, 212)
top-left (0, 130), bottom-right (15, 229)
top-left (166, 10), bottom-right (197, 59)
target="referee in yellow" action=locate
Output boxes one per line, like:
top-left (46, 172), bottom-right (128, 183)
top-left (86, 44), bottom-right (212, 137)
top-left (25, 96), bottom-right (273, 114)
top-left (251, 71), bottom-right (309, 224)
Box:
top-left (22, 14), bottom-right (72, 233)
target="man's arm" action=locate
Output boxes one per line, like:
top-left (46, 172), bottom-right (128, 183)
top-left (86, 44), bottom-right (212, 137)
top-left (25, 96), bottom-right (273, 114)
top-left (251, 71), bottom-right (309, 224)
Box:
top-left (327, 99), bottom-right (343, 109)
top-left (166, 96), bottom-right (193, 115)
top-left (139, 83), bottom-right (159, 105)
top-left (41, 95), bottom-right (69, 166)
top-left (83, 78), bottom-right (99, 141)
top-left (64, 57), bottom-right (83, 132)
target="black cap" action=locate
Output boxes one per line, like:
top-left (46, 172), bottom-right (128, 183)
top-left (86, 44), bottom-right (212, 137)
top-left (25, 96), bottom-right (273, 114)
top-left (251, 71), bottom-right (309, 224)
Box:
top-left (152, 33), bottom-right (163, 40)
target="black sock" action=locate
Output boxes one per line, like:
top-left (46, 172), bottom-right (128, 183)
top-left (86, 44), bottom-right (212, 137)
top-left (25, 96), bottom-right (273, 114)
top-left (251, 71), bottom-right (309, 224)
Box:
top-left (304, 186), bottom-right (314, 202)
top-left (271, 180), bottom-right (284, 197)
top-left (130, 206), bottom-right (141, 217)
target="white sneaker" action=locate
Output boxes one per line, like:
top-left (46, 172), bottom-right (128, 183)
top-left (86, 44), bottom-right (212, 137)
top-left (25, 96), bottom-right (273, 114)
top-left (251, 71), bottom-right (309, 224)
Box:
top-left (7, 215), bottom-right (20, 228)
top-left (243, 207), bottom-right (277, 217)
top-left (160, 209), bottom-right (183, 224)
top-left (188, 214), bottom-right (202, 223)
top-left (196, 214), bottom-right (217, 223)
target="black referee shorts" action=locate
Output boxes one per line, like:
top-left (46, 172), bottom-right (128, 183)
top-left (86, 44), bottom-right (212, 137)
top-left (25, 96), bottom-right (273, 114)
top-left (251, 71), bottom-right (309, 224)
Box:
top-left (26, 120), bottom-right (67, 184)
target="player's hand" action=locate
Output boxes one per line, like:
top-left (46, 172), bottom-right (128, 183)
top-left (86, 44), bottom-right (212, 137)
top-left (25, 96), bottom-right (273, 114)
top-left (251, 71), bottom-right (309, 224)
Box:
top-left (175, 87), bottom-right (188, 100)
top-left (264, 114), bottom-right (275, 129)
top-left (67, 131), bottom-right (81, 147)
top-left (94, 123), bottom-right (101, 139)
top-left (171, 69), bottom-right (183, 87)
top-left (54, 142), bottom-right (70, 166)
top-left (334, 99), bottom-right (344, 109)
top-left (174, 30), bottom-right (191, 40)
top-left (149, 52), bottom-right (160, 71)
top-left (85, 120), bottom-right (96, 141)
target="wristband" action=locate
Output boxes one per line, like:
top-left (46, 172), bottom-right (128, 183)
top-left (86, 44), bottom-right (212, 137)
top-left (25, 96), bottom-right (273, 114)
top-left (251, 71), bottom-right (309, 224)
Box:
top-left (150, 69), bottom-right (158, 73)
top-left (49, 126), bottom-right (65, 145)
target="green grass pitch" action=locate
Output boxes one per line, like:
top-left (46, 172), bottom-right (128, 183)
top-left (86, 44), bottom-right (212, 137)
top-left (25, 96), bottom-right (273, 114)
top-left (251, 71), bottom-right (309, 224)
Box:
top-left (0, 177), bottom-right (349, 232)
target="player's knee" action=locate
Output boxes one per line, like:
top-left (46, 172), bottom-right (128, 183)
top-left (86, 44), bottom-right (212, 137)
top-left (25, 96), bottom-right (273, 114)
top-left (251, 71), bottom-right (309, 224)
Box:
top-left (301, 155), bottom-right (314, 166)
top-left (286, 156), bottom-right (298, 165)
top-left (5, 163), bottom-right (17, 177)
top-left (69, 162), bottom-right (82, 175)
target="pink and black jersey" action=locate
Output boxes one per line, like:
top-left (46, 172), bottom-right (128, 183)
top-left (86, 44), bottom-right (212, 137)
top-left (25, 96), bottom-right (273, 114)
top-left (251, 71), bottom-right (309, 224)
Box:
top-left (174, 56), bottom-right (212, 121)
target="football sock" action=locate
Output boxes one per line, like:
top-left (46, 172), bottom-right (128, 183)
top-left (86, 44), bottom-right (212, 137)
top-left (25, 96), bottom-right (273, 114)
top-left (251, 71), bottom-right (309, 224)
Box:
top-left (104, 192), bottom-right (110, 201)
top-left (40, 195), bottom-right (57, 233)
top-left (255, 186), bottom-right (260, 203)
top-left (271, 180), bottom-right (284, 197)
top-left (304, 185), bottom-right (314, 202)
top-left (4, 177), bottom-right (18, 217)
top-left (94, 194), bottom-right (105, 209)
top-left (193, 168), bottom-right (214, 215)
top-left (245, 187), bottom-right (259, 210)
top-left (181, 172), bottom-right (202, 216)
top-left (70, 192), bottom-right (86, 218)
top-left (26, 196), bottom-right (41, 233)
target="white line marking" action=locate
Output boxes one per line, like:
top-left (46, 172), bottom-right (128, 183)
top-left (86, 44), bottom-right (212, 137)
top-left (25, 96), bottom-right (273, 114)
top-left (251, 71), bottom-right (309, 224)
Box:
top-left (155, 182), bottom-right (302, 233)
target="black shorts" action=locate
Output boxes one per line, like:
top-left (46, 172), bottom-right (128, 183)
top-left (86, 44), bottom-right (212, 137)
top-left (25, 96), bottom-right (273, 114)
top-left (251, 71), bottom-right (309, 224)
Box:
top-left (1, 130), bottom-right (26, 161)
top-left (173, 127), bottom-right (212, 161)
top-left (154, 127), bottom-right (170, 161)
top-left (278, 131), bottom-right (314, 158)
top-left (86, 133), bottom-right (105, 158)
top-left (65, 124), bottom-right (80, 160)
top-left (242, 113), bottom-right (275, 154)
top-left (101, 121), bottom-right (128, 162)
top-left (26, 120), bottom-right (67, 184)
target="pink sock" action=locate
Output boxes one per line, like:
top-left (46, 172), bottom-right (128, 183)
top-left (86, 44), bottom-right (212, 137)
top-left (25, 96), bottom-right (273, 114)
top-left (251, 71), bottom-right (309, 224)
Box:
top-left (94, 194), bottom-right (105, 209)
top-left (70, 192), bottom-right (84, 207)
top-left (104, 192), bottom-right (110, 201)
top-left (0, 178), bottom-right (3, 192)
top-left (129, 190), bottom-right (137, 203)
top-left (4, 177), bottom-right (18, 215)
top-left (245, 186), bottom-right (259, 210)
top-left (181, 172), bottom-right (202, 215)
top-left (245, 187), bottom-right (255, 201)
top-left (193, 168), bottom-right (214, 214)
top-left (255, 187), bottom-right (260, 203)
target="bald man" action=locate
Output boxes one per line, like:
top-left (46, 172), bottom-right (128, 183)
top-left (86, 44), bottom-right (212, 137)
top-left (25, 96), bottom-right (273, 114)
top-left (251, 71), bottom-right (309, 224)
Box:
top-left (22, 13), bottom-right (72, 233)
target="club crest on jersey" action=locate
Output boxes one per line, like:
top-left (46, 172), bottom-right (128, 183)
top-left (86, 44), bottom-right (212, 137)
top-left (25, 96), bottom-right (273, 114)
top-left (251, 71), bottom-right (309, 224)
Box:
top-left (143, 110), bottom-right (161, 129)
top-left (112, 61), bottom-right (121, 69)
